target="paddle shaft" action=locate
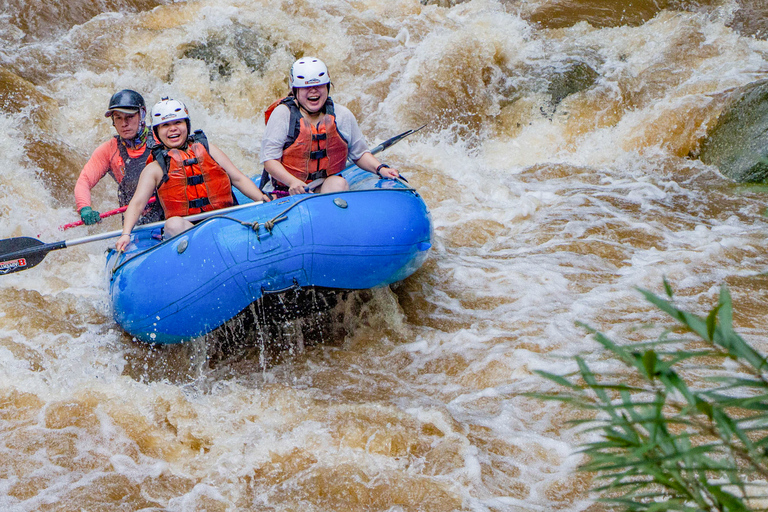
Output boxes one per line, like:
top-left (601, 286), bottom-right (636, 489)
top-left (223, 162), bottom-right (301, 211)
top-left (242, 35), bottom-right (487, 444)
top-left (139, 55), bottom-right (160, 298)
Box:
top-left (1, 201), bottom-right (263, 263)
top-left (61, 197), bottom-right (158, 231)
top-left (368, 124), bottom-right (426, 155)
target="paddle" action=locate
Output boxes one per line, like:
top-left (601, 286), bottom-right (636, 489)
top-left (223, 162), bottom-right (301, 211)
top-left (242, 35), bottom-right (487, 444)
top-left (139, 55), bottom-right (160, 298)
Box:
top-left (368, 124), bottom-right (426, 155)
top-left (0, 201), bottom-right (262, 276)
top-left (258, 125), bottom-right (427, 190)
top-left (60, 197), bottom-right (158, 231)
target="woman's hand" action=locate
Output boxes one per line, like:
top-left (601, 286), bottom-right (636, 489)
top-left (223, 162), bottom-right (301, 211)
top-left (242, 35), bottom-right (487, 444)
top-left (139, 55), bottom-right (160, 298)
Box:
top-left (115, 234), bottom-right (131, 252)
top-left (378, 166), bottom-right (400, 179)
top-left (288, 179), bottom-right (308, 195)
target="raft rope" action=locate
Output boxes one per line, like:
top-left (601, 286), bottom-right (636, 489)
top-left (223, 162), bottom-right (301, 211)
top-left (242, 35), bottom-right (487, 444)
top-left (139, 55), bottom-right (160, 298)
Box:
top-left (210, 177), bottom-right (416, 239)
top-left (211, 214), bottom-right (288, 241)
top-left (111, 184), bottom-right (418, 274)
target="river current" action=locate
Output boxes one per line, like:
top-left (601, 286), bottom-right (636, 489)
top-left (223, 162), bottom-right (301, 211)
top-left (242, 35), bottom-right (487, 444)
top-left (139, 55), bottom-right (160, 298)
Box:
top-left (1, 0), bottom-right (768, 510)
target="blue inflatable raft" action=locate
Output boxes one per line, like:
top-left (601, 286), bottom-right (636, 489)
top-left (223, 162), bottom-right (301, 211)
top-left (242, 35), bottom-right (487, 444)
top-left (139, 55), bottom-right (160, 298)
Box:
top-left (105, 166), bottom-right (432, 344)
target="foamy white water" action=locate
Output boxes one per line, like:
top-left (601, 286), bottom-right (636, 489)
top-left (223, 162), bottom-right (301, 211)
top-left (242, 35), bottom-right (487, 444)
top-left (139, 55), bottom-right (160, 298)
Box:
top-left (1, 0), bottom-right (768, 510)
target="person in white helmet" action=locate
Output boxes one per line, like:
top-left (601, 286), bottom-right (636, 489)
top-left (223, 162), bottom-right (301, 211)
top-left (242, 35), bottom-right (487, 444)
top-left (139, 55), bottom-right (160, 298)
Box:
top-left (260, 56), bottom-right (399, 196)
top-left (115, 97), bottom-right (271, 251)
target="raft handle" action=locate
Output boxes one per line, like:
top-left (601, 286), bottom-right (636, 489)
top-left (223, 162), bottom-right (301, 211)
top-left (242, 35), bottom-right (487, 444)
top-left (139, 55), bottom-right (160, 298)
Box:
top-left (261, 277), bottom-right (301, 295)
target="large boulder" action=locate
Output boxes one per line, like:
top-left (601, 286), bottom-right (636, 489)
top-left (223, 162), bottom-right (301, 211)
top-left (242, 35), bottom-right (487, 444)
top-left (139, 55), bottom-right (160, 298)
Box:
top-left (728, 0), bottom-right (768, 40)
top-left (699, 80), bottom-right (768, 183)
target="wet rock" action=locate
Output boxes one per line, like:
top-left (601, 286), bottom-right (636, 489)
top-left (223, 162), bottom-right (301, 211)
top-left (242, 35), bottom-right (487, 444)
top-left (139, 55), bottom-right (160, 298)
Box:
top-left (181, 23), bottom-right (274, 80)
top-left (698, 79), bottom-right (768, 182)
top-left (500, 59), bottom-right (600, 119)
top-left (545, 60), bottom-right (599, 109)
top-left (728, 0), bottom-right (768, 40)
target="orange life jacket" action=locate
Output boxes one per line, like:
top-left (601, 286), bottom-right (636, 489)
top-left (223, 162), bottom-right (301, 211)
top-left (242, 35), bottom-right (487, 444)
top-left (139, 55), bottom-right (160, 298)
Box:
top-left (149, 130), bottom-right (235, 217)
top-left (264, 96), bottom-right (349, 187)
top-left (114, 137), bottom-right (164, 224)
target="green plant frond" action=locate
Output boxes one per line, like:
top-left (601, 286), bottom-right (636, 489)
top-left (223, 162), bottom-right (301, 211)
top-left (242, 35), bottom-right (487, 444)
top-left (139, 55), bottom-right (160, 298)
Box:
top-left (707, 484), bottom-right (752, 512)
top-left (591, 383), bottom-right (650, 395)
top-left (717, 285), bottom-right (734, 332)
top-left (582, 456), bottom-right (728, 477)
top-left (637, 288), bottom-right (708, 334)
top-left (663, 277), bottom-right (674, 298)
top-left (693, 398), bottom-right (714, 419)
top-left (707, 408), bottom-right (764, 459)
top-left (707, 303), bottom-right (722, 341)
top-left (587, 448), bottom-right (737, 475)
top-left (531, 370), bottom-right (582, 390)
top-left (642, 350), bottom-right (659, 379)
top-left (657, 372), bottom-right (697, 405)
top-left (548, 282), bottom-right (768, 511)
top-left (592, 331), bottom-right (637, 366)
top-left (595, 496), bottom-right (702, 512)
top-left (714, 331), bottom-right (768, 373)
top-left (522, 393), bottom-right (586, 405)
top-left (705, 376), bottom-right (767, 388)
top-left (576, 357), bottom-right (618, 410)
top-left (664, 350), bottom-right (721, 366)
top-left (749, 434), bottom-right (768, 447)
top-left (705, 398), bottom-right (768, 416)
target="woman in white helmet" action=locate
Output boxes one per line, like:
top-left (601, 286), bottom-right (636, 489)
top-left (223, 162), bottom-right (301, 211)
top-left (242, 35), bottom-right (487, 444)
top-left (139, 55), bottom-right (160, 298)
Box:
top-left (261, 56), bottom-right (399, 196)
top-left (115, 97), bottom-right (271, 251)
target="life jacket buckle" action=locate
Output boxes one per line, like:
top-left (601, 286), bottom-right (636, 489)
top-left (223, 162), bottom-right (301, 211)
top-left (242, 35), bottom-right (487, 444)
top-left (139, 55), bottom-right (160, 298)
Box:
top-left (309, 149), bottom-right (327, 160)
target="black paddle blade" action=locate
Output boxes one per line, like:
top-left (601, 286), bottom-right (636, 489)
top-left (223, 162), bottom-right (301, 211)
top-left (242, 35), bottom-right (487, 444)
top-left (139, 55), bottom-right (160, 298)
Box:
top-left (0, 237), bottom-right (47, 275)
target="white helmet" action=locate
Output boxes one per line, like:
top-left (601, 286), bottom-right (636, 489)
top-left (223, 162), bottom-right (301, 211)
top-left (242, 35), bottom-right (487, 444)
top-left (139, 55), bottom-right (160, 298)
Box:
top-left (150, 97), bottom-right (189, 128)
top-left (290, 57), bottom-right (330, 88)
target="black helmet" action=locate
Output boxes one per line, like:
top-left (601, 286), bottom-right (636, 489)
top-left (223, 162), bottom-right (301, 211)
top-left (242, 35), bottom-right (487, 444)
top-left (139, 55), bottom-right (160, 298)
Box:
top-left (104, 89), bottom-right (146, 117)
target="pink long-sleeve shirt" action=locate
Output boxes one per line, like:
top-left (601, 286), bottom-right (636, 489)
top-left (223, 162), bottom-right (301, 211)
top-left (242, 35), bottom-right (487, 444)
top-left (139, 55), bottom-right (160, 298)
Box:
top-left (73, 137), bottom-right (150, 212)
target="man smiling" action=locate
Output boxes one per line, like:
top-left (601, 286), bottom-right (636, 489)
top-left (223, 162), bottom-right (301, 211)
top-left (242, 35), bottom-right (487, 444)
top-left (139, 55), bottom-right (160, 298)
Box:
top-left (73, 89), bottom-right (163, 225)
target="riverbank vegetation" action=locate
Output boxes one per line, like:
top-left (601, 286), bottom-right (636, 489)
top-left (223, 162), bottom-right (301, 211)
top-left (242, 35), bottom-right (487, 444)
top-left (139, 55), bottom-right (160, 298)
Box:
top-left (535, 281), bottom-right (768, 511)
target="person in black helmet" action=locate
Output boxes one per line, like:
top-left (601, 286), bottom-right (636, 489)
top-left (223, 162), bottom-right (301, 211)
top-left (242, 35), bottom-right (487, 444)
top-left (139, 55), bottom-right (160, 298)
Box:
top-left (73, 89), bottom-right (163, 225)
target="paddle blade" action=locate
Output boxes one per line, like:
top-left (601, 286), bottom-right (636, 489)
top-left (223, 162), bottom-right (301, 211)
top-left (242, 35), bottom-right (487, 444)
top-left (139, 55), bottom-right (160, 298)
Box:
top-left (0, 237), bottom-right (47, 275)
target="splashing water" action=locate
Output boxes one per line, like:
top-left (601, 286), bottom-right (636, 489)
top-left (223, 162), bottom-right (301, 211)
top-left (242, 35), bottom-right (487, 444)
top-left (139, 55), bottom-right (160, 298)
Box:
top-left (1, 0), bottom-right (768, 510)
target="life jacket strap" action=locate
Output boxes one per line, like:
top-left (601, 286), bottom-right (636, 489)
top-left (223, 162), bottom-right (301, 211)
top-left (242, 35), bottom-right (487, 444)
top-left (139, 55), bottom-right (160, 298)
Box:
top-left (307, 169), bottom-right (328, 181)
top-left (309, 149), bottom-right (327, 160)
top-left (183, 157), bottom-right (199, 167)
top-left (187, 175), bottom-right (205, 186)
top-left (188, 197), bottom-right (211, 210)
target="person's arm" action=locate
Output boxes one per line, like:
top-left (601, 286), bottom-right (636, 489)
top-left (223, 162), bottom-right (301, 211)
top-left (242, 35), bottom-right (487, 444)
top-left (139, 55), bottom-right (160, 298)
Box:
top-left (209, 144), bottom-right (271, 202)
top-left (74, 140), bottom-right (113, 212)
top-left (260, 105), bottom-right (308, 195)
top-left (115, 163), bottom-right (162, 251)
top-left (263, 159), bottom-right (308, 195)
top-left (353, 151), bottom-right (399, 179)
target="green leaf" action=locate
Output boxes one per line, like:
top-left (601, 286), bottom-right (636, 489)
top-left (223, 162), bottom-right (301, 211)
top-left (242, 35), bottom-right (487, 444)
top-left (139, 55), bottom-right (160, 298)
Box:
top-left (706, 304), bottom-right (721, 341)
top-left (663, 277), bottom-right (674, 298)
top-left (533, 281), bottom-right (768, 512)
